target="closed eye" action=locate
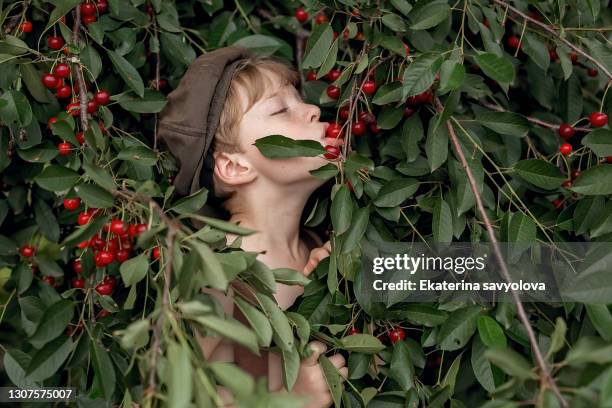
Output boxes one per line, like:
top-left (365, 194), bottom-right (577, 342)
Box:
top-left (272, 107), bottom-right (288, 116)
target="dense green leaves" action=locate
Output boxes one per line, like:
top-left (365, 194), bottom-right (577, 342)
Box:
top-left (513, 159), bottom-right (565, 189)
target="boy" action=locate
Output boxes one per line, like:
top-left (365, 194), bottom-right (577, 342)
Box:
top-left (158, 46), bottom-right (346, 407)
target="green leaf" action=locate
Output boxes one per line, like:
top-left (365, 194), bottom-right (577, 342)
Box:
top-left (432, 196), bottom-right (452, 242)
top-left (439, 60), bottom-right (466, 92)
top-left (170, 188), bottom-right (208, 214)
top-left (34, 199), bottom-right (59, 242)
top-left (570, 165), bottom-right (612, 195)
top-left (90, 339), bottom-right (116, 398)
top-left (209, 362), bottom-right (255, 398)
top-left (402, 53), bottom-right (442, 98)
top-left (341, 206), bottom-right (369, 253)
top-left (374, 178), bottom-right (419, 207)
top-left (547, 317), bottom-right (567, 357)
top-left (167, 341), bottom-right (193, 407)
top-left (513, 159), bottom-right (565, 189)
top-left (473, 53), bottom-right (515, 84)
top-left (438, 306), bottom-right (480, 351)
top-left (189, 240), bottom-right (228, 290)
top-left (195, 315), bottom-right (259, 354)
top-left (116, 145), bottom-right (158, 166)
top-left (232, 35), bottom-right (283, 56)
top-left (582, 129), bottom-right (612, 157)
top-left (28, 300), bottom-right (74, 349)
top-left (390, 340), bottom-right (414, 390)
top-left (83, 162), bottom-right (116, 191)
top-left (0, 90), bottom-right (32, 127)
top-left (119, 319), bottom-right (150, 350)
top-left (522, 33), bottom-right (550, 72)
top-left (586, 305), bottom-right (612, 341)
top-left (120, 254), bottom-right (149, 287)
top-left (339, 334), bottom-right (385, 354)
top-left (18, 142), bottom-right (58, 163)
top-left (382, 13), bottom-right (407, 32)
top-left (565, 336), bottom-right (612, 366)
top-left (320, 355), bottom-right (343, 408)
top-left (426, 117), bottom-right (449, 171)
top-left (471, 336), bottom-right (498, 393)
top-left (400, 304), bottom-right (448, 327)
top-left (477, 316), bottom-right (507, 347)
top-left (75, 184), bottom-right (114, 209)
top-left (477, 111), bottom-right (529, 137)
top-left (302, 24), bottom-right (333, 69)
top-left (282, 344), bottom-right (300, 391)
top-left (485, 347), bottom-right (537, 380)
top-left (116, 90), bottom-right (167, 113)
top-left (256, 293), bottom-right (294, 351)
top-left (61, 215), bottom-right (110, 248)
top-left (35, 165), bottom-right (80, 192)
top-left (408, 0), bottom-right (451, 30)
top-left (160, 32), bottom-right (196, 67)
top-left (107, 50), bottom-right (145, 97)
top-left (253, 135), bottom-right (325, 158)
top-left (20, 64), bottom-right (51, 103)
top-left (26, 335), bottom-right (73, 382)
top-left (234, 297), bottom-right (273, 347)
top-left (272, 268), bottom-right (311, 286)
top-left (46, 0), bottom-right (80, 29)
top-left (331, 185), bottom-right (352, 235)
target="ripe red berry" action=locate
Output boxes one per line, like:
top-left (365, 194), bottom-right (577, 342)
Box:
top-left (326, 85), bottom-right (340, 99)
top-left (342, 29), bottom-right (350, 41)
top-left (94, 90), bottom-right (110, 105)
top-left (95, 250), bottom-right (114, 267)
top-left (56, 85), bottom-right (72, 99)
top-left (95, 282), bottom-right (113, 295)
top-left (589, 112), bottom-right (608, 128)
top-left (116, 249), bottom-right (130, 263)
top-left (507, 35), bottom-right (520, 49)
top-left (42, 73), bottom-right (59, 89)
top-left (559, 143), bottom-right (573, 155)
top-left (103, 274), bottom-right (117, 287)
top-left (404, 106), bottom-right (416, 117)
top-left (77, 211), bottom-right (92, 225)
top-left (81, 2), bottom-right (97, 16)
top-left (98, 309), bottom-right (111, 318)
top-left (72, 277), bottom-right (85, 288)
top-left (19, 21), bottom-right (33, 33)
top-left (558, 123), bottom-right (575, 139)
top-left (403, 42), bottom-right (410, 56)
top-left (326, 122), bottom-right (343, 139)
top-left (90, 234), bottom-right (105, 250)
top-left (295, 7), bottom-right (308, 23)
top-left (66, 102), bottom-right (80, 116)
top-left (417, 91), bottom-right (433, 104)
top-left (324, 145), bottom-right (341, 160)
top-left (348, 327), bottom-right (360, 335)
top-left (570, 52), bottom-right (578, 64)
top-left (19, 245), bottom-right (35, 257)
top-left (351, 120), bottom-right (366, 136)
top-left (47, 117), bottom-right (58, 128)
top-left (362, 80), bottom-right (377, 95)
top-left (58, 142), bottom-right (72, 156)
top-left (97, 0), bottom-right (108, 13)
top-left (76, 132), bottom-right (86, 145)
top-left (87, 100), bottom-right (98, 114)
top-left (388, 327), bottom-right (406, 344)
top-left (152, 246), bottom-right (161, 260)
top-left (42, 276), bottom-right (56, 286)
top-left (561, 180), bottom-right (572, 188)
top-left (77, 240), bottom-right (89, 249)
top-left (82, 14), bottom-right (97, 25)
top-left (326, 69), bottom-right (341, 82)
top-left (110, 219), bottom-right (127, 235)
top-left (314, 13), bottom-right (328, 24)
top-left (306, 70), bottom-right (317, 81)
top-left (483, 19), bottom-right (490, 28)
top-left (587, 68), bottom-right (598, 77)
top-left (570, 170), bottom-right (581, 179)
top-left (63, 197), bottom-right (81, 211)
top-left (130, 223), bottom-right (148, 237)
top-left (339, 105), bottom-right (350, 121)
top-left (53, 63), bottom-right (71, 78)
top-left (73, 259), bottom-right (82, 274)
top-left (369, 121), bottom-right (381, 134)
top-left (47, 35), bottom-right (65, 50)
top-left (549, 49), bottom-right (558, 61)
top-left (358, 111), bottom-right (374, 124)
top-left (552, 198), bottom-right (563, 209)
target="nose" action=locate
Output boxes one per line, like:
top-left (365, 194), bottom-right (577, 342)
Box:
top-left (306, 103), bottom-right (321, 123)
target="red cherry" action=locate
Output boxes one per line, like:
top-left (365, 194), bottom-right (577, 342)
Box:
top-left (324, 145), bottom-right (341, 160)
top-left (73, 259), bottom-right (82, 274)
top-left (351, 120), bottom-right (366, 136)
top-left (549, 49), bottom-right (558, 61)
top-left (552, 198), bottom-right (563, 209)
top-left (19, 245), bottom-right (35, 257)
top-left (559, 143), bottom-right (573, 155)
top-left (53, 63), bottom-right (71, 78)
top-left (47, 117), bottom-right (58, 128)
top-left (507, 35), bottom-right (521, 49)
top-left (98, 309), bottom-right (111, 317)
top-left (571, 170), bottom-right (581, 179)
top-left (90, 234), bottom-right (105, 250)
top-left (19, 21), bottom-right (33, 33)
top-left (110, 219), bottom-right (127, 235)
top-left (55, 85), bottom-right (72, 99)
top-left (326, 122), bottom-right (343, 139)
top-left (97, 0), bottom-right (108, 14)
top-left (417, 91), bottom-right (433, 104)
top-left (103, 274), bottom-right (117, 287)
top-left (95, 282), bottom-right (113, 295)
top-left (314, 13), bottom-right (328, 24)
top-left (362, 80), bottom-right (377, 95)
top-left (333, 31), bottom-right (338, 40)
top-left (77, 240), bottom-right (89, 249)
top-left (98, 121), bottom-right (107, 133)
top-left (326, 85), bottom-right (340, 99)
top-left (345, 180), bottom-right (354, 191)
top-left (326, 69), bottom-right (341, 82)
top-left (42, 276), bottom-right (56, 286)
top-left (587, 68), bottom-right (598, 77)
top-left (295, 7), bottom-right (308, 23)
top-left (94, 90), bottom-right (110, 105)
top-left (66, 102), bottom-right (80, 116)
top-left (358, 111), bottom-right (374, 124)
top-left (339, 105), bottom-right (350, 121)
top-left (77, 211), bottom-right (92, 225)
top-left (95, 250), bottom-right (114, 267)
top-left (589, 112), bottom-right (608, 128)
top-left (106, 237), bottom-right (119, 252)
top-left (76, 132), bottom-right (86, 145)
top-left (404, 106), bottom-right (416, 117)
top-left (47, 35), bottom-right (65, 50)
top-left (561, 180), bottom-right (572, 188)
top-left (58, 142), bottom-right (72, 156)
top-left (570, 52), bottom-right (578, 64)
top-left (152, 246), bottom-right (161, 260)
top-left (403, 42), bottom-right (410, 56)
top-left (388, 327), bottom-right (406, 344)
top-left (63, 197), bottom-right (81, 211)
top-left (81, 2), bottom-right (97, 16)
top-left (82, 14), bottom-right (97, 25)
top-left (42, 73), bottom-right (59, 89)
top-left (348, 327), bottom-right (360, 335)
top-left (72, 277), bottom-right (85, 288)
top-left (86, 100), bottom-right (98, 114)
top-left (558, 123), bottom-right (575, 139)
top-left (369, 121), bottom-right (381, 134)
top-left (307, 70), bottom-right (317, 81)
top-left (483, 19), bottom-right (490, 28)
top-left (116, 249), bottom-right (130, 263)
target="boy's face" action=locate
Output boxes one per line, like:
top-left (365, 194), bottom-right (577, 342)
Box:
top-left (232, 70), bottom-right (340, 188)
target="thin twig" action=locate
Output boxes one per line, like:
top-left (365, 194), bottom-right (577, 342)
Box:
top-left (151, 2), bottom-right (161, 151)
top-left (70, 4), bottom-right (89, 132)
top-left (492, 0), bottom-right (612, 81)
top-left (434, 96), bottom-right (568, 407)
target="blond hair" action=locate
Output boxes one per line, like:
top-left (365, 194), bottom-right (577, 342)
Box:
top-left (212, 53), bottom-right (300, 202)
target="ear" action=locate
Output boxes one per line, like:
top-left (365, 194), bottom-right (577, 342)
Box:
top-left (213, 151), bottom-right (257, 187)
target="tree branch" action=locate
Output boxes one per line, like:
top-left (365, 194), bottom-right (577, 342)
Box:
top-left (70, 4), bottom-right (89, 132)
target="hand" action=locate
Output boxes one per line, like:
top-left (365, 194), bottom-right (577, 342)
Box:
top-left (303, 241), bottom-right (332, 276)
top-left (291, 341), bottom-right (348, 408)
